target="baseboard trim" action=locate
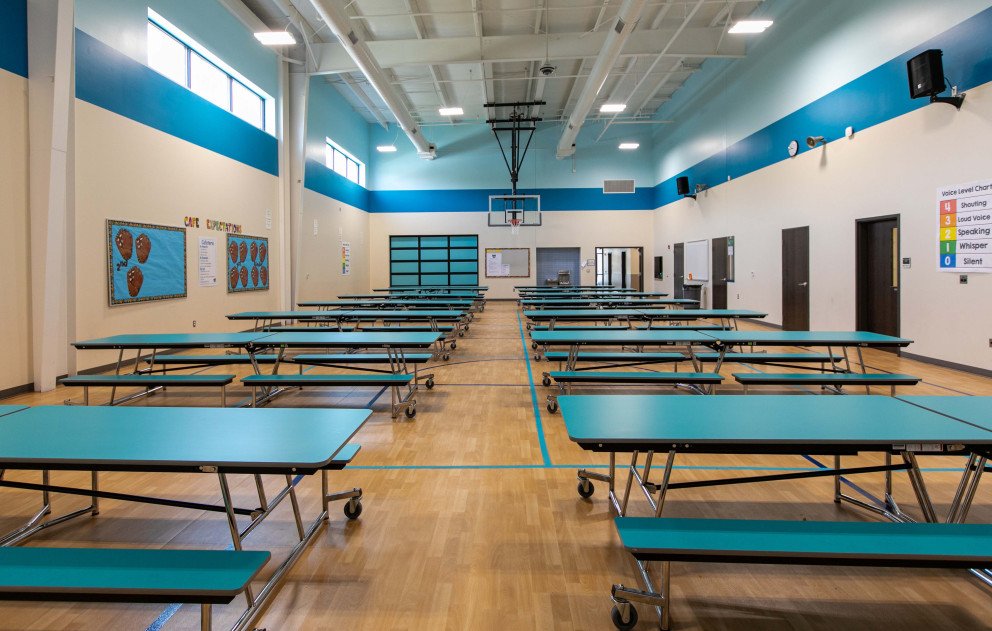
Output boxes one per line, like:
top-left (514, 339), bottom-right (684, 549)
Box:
top-left (900, 351), bottom-right (992, 379)
top-left (0, 382), bottom-right (34, 400)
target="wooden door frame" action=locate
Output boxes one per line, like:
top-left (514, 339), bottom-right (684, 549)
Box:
top-left (855, 213), bottom-right (901, 336)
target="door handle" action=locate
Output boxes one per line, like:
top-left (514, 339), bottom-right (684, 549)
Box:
top-left (798, 282), bottom-right (808, 287)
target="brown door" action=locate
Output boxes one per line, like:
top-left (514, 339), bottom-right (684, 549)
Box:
top-left (712, 237), bottom-right (729, 309)
top-left (782, 226), bottom-right (809, 330)
top-left (857, 216), bottom-right (900, 339)
top-left (673, 243), bottom-right (684, 299)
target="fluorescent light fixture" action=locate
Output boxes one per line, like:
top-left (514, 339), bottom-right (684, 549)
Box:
top-left (618, 142), bottom-right (640, 150)
top-left (254, 31), bottom-right (296, 46)
top-left (599, 103), bottom-right (627, 113)
top-left (438, 107), bottom-right (464, 116)
top-left (728, 20), bottom-right (773, 34)
top-left (376, 145), bottom-right (398, 153)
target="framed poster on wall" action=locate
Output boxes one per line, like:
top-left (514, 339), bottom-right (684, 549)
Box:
top-left (106, 219), bottom-right (187, 306)
top-left (227, 234), bottom-right (270, 292)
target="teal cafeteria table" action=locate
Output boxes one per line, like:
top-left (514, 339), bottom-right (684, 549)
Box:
top-left (299, 299), bottom-right (474, 311)
top-left (524, 308), bottom-right (767, 331)
top-left (0, 405), bottom-right (369, 631)
top-left (521, 298), bottom-right (699, 309)
top-left (561, 394), bottom-right (992, 628)
top-left (73, 332), bottom-right (440, 414)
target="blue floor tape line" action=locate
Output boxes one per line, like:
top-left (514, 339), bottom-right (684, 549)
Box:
top-left (145, 603), bottom-right (183, 631)
top-left (517, 311), bottom-right (552, 466)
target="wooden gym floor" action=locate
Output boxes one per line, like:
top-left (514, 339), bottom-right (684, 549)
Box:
top-left (2, 301), bottom-right (991, 630)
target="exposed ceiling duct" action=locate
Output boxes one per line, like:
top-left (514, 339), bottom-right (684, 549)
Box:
top-left (555, 0), bottom-right (647, 159)
top-left (305, 0), bottom-right (436, 159)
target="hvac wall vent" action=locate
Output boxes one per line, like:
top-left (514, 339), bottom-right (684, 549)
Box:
top-left (603, 179), bottom-right (635, 194)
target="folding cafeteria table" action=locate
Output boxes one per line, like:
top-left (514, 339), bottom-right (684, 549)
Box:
top-left (0, 405), bottom-right (370, 631)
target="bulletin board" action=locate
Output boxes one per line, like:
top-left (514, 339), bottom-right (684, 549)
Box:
top-left (227, 234), bottom-right (270, 292)
top-left (485, 248), bottom-right (530, 278)
top-left (106, 219), bottom-right (187, 306)
top-left (684, 239), bottom-right (709, 283)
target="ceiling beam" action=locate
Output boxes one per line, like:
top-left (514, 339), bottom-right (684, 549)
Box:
top-left (310, 26), bottom-right (745, 74)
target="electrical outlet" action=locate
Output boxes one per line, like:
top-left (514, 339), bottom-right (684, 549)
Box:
top-left (192, 320), bottom-right (197, 328)
top-left (960, 275), bottom-right (968, 284)
top-left (989, 338), bottom-right (991, 348)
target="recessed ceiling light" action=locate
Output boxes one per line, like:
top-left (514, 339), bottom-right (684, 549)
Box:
top-left (728, 20), bottom-right (773, 34)
top-left (438, 107), bottom-right (464, 116)
top-left (600, 103), bottom-right (627, 113)
top-left (376, 145), bottom-right (397, 153)
top-left (618, 142), bottom-right (640, 150)
top-left (254, 31), bottom-right (296, 46)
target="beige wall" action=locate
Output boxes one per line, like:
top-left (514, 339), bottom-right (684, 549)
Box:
top-left (296, 189), bottom-right (370, 302)
top-left (654, 81), bottom-right (992, 370)
top-left (73, 101), bottom-right (283, 370)
top-left (0, 70), bottom-right (32, 391)
top-left (370, 210), bottom-right (655, 299)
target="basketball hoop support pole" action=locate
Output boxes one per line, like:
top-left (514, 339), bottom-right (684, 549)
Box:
top-left (486, 102), bottom-right (545, 196)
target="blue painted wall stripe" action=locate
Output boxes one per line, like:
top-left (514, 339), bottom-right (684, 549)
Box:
top-left (75, 29), bottom-right (279, 176)
top-left (0, 0), bottom-right (28, 78)
top-left (368, 186), bottom-right (655, 213)
top-left (652, 7), bottom-right (992, 209)
top-left (303, 158), bottom-right (370, 210)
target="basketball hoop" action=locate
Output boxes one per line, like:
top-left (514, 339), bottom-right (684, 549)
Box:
top-left (509, 217), bottom-right (521, 235)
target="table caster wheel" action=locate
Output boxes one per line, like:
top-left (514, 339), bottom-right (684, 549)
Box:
top-left (577, 479), bottom-right (594, 498)
top-left (611, 604), bottom-right (638, 631)
top-left (542, 376), bottom-right (551, 387)
top-left (405, 406), bottom-right (417, 418)
top-left (425, 378), bottom-right (435, 389)
top-left (534, 353), bottom-right (541, 361)
top-left (547, 400), bottom-right (559, 413)
top-left (443, 353), bottom-right (450, 361)
top-left (344, 499), bottom-right (363, 520)
top-left (450, 341), bottom-right (457, 349)
top-left (531, 342), bottom-right (538, 349)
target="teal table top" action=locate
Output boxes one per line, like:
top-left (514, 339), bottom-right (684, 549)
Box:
top-left (0, 405), bottom-right (27, 418)
top-left (522, 298), bottom-right (697, 305)
top-left (615, 517), bottom-right (992, 564)
top-left (637, 309), bottom-right (768, 319)
top-left (382, 286), bottom-right (487, 291)
top-left (524, 310), bottom-right (644, 319)
top-left (531, 330), bottom-right (716, 345)
top-left (74, 333), bottom-right (271, 349)
top-left (561, 395), bottom-right (992, 453)
top-left (519, 292), bottom-right (670, 297)
top-left (227, 311), bottom-right (342, 320)
top-left (299, 300), bottom-right (473, 308)
top-left (338, 310), bottom-right (464, 319)
top-left (0, 547), bottom-right (270, 598)
top-left (900, 396), bottom-right (992, 431)
top-left (228, 310), bottom-right (463, 320)
top-left (707, 330), bottom-right (912, 347)
top-left (0, 406), bottom-right (370, 473)
top-left (340, 293), bottom-right (479, 299)
top-left (258, 332), bottom-right (442, 348)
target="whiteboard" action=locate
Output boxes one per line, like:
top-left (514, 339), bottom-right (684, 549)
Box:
top-left (684, 239), bottom-right (709, 283)
top-left (484, 248), bottom-right (530, 278)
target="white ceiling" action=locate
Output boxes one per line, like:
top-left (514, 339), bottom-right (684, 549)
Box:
top-left (241, 0), bottom-right (766, 128)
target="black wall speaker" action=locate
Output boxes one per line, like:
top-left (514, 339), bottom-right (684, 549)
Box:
top-left (676, 176), bottom-right (690, 196)
top-left (654, 256), bottom-right (664, 279)
top-left (907, 49), bottom-right (945, 99)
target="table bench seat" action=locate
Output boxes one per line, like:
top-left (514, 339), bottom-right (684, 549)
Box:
top-left (262, 326), bottom-right (357, 332)
top-left (696, 352), bottom-right (842, 364)
top-left (733, 372), bottom-right (921, 394)
top-left (243, 374), bottom-right (413, 387)
top-left (293, 353), bottom-right (434, 365)
top-left (531, 325), bottom-right (632, 332)
top-left (610, 517), bottom-right (992, 630)
top-left (355, 325), bottom-right (456, 333)
top-left (635, 325), bottom-right (728, 331)
top-left (0, 547), bottom-right (269, 630)
top-left (544, 352), bottom-right (686, 363)
top-left (551, 371), bottom-right (722, 385)
top-left (152, 354), bottom-right (280, 365)
top-left (61, 374), bottom-right (235, 406)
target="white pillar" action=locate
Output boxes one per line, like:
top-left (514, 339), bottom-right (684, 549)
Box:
top-left (27, 0), bottom-right (75, 391)
top-left (286, 71), bottom-right (309, 309)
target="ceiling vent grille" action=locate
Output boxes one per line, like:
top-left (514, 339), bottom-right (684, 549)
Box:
top-left (603, 179), bottom-right (635, 194)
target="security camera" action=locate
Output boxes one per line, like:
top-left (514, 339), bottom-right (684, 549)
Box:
top-left (806, 135), bottom-right (825, 148)
top-left (539, 64), bottom-right (556, 76)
